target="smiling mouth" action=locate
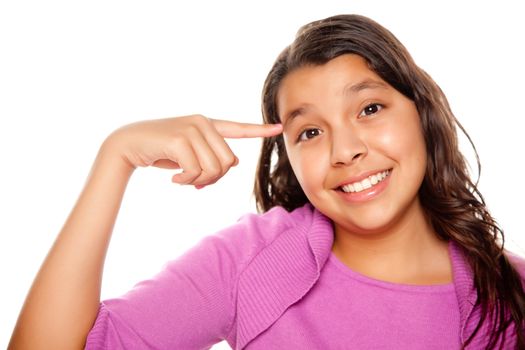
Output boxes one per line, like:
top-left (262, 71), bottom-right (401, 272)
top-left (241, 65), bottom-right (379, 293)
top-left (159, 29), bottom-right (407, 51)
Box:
top-left (338, 169), bottom-right (392, 193)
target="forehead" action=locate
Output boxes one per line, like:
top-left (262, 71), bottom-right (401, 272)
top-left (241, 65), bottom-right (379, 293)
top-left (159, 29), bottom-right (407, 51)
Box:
top-left (277, 54), bottom-right (390, 120)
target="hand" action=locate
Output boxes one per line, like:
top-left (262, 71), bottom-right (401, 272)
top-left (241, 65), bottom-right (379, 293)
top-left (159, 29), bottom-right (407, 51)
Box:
top-left (105, 115), bottom-right (283, 188)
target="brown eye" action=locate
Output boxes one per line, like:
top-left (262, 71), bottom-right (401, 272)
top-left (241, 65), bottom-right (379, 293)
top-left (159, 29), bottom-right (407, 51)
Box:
top-left (297, 128), bottom-right (323, 142)
top-left (360, 103), bottom-right (383, 117)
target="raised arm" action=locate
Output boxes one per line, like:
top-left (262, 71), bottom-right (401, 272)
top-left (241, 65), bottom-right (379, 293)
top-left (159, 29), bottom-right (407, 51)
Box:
top-left (8, 115), bottom-right (282, 349)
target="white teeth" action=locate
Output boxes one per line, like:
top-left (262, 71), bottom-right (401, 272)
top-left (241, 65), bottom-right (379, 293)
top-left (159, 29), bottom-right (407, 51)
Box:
top-left (361, 178), bottom-right (372, 189)
top-left (341, 170), bottom-right (391, 193)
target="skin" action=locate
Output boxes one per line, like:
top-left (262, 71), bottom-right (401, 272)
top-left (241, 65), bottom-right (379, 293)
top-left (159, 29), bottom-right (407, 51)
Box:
top-left (9, 54), bottom-right (453, 348)
top-left (9, 116), bottom-right (282, 349)
top-left (278, 54), bottom-right (452, 285)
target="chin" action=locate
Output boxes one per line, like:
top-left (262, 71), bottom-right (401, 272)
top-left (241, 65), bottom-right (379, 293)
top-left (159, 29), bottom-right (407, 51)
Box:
top-left (331, 209), bottom-right (399, 235)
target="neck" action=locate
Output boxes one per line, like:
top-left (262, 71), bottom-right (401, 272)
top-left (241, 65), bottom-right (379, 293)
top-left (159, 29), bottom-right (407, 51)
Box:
top-left (332, 200), bottom-right (452, 285)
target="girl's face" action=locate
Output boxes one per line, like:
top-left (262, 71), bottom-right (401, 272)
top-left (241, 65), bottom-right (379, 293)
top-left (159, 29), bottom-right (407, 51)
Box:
top-left (277, 54), bottom-right (427, 235)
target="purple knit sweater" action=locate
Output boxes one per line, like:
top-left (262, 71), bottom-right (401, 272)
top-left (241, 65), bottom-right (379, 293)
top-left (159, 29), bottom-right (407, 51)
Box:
top-left (85, 204), bottom-right (525, 349)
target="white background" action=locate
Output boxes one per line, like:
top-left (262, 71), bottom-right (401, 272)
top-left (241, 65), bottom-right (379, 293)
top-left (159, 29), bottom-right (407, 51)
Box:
top-left (1, 1), bottom-right (524, 348)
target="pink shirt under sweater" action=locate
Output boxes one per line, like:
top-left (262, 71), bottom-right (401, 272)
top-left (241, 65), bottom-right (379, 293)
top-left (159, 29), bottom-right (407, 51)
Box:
top-left (85, 204), bottom-right (525, 349)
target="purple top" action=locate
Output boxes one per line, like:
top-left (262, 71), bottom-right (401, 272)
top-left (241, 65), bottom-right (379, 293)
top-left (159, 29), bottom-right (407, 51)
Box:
top-left (85, 204), bottom-right (525, 349)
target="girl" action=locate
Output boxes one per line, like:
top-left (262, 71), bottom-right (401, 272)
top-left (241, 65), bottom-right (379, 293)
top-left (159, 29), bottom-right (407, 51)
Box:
top-left (9, 14), bottom-right (525, 350)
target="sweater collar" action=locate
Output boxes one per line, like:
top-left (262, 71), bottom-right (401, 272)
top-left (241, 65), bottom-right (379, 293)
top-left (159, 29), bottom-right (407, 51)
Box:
top-left (235, 205), bottom-right (478, 348)
top-left (235, 205), bottom-right (333, 349)
top-left (448, 240), bottom-right (478, 343)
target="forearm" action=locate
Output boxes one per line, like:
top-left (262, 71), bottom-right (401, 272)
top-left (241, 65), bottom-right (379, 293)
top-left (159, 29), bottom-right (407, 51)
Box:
top-left (9, 138), bottom-right (135, 350)
top-left (8, 115), bottom-right (281, 349)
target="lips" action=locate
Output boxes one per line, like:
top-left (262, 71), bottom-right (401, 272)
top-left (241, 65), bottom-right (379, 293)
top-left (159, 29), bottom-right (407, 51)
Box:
top-left (334, 168), bottom-right (393, 191)
top-left (333, 168), bottom-right (393, 203)
top-left (340, 169), bottom-right (391, 193)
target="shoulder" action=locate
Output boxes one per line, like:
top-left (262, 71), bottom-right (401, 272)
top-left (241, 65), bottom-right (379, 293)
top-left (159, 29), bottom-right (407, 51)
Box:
top-left (176, 203), bottom-right (323, 272)
top-left (233, 203), bottom-right (317, 241)
top-left (203, 203), bottom-right (319, 261)
top-left (163, 204), bottom-right (321, 283)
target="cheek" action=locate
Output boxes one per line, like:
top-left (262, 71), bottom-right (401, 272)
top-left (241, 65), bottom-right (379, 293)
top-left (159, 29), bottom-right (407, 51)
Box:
top-left (402, 118), bottom-right (427, 166)
top-left (376, 115), bottom-right (426, 159)
top-left (287, 146), bottom-right (330, 194)
top-left (380, 117), bottom-right (427, 177)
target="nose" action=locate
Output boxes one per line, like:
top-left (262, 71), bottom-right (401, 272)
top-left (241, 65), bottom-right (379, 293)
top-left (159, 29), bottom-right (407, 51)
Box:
top-left (330, 126), bottom-right (367, 166)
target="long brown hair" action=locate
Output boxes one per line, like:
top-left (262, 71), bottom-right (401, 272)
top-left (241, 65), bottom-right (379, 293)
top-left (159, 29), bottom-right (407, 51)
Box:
top-left (254, 14), bottom-right (525, 349)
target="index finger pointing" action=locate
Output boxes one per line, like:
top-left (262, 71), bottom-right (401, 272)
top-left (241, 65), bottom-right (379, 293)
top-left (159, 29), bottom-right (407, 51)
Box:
top-left (211, 119), bottom-right (283, 139)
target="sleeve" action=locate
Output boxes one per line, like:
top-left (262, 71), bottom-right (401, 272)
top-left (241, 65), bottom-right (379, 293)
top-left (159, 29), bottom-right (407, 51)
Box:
top-left (84, 225), bottom-right (246, 350)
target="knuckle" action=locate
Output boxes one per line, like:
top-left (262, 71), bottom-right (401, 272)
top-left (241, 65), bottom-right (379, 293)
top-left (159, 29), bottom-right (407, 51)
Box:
top-left (184, 123), bottom-right (201, 136)
top-left (206, 163), bottom-right (222, 178)
top-left (225, 155), bottom-right (237, 167)
top-left (219, 159), bottom-right (234, 171)
top-left (192, 114), bottom-right (209, 125)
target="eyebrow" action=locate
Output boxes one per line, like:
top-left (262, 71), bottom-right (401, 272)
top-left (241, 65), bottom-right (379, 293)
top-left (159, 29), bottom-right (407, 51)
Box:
top-left (282, 78), bottom-right (389, 128)
top-left (343, 79), bottom-right (389, 97)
